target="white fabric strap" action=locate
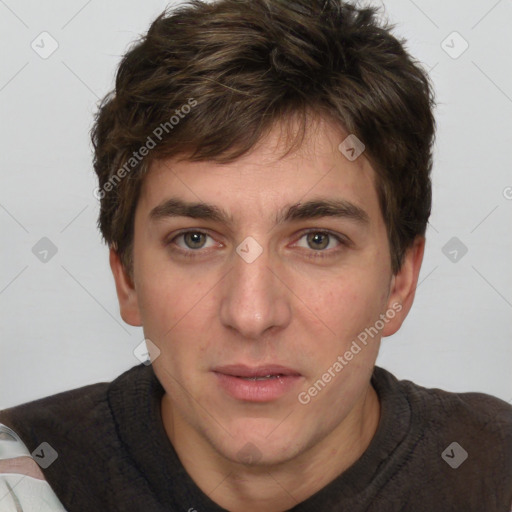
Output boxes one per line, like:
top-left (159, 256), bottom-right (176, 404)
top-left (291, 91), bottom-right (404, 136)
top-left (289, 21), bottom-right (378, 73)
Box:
top-left (0, 423), bottom-right (67, 511)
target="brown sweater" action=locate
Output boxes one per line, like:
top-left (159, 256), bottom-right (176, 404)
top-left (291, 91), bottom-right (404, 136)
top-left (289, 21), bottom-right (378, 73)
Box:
top-left (1, 364), bottom-right (511, 511)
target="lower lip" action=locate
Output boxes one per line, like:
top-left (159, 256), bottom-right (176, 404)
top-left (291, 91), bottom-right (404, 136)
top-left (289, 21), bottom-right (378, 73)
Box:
top-left (213, 372), bottom-right (302, 402)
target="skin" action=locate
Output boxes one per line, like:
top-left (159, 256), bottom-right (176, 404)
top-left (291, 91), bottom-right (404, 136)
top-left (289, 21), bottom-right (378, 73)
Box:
top-left (110, 115), bottom-right (425, 511)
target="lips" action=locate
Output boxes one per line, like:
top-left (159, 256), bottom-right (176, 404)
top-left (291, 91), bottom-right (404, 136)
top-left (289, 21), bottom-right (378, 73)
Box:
top-left (213, 364), bottom-right (301, 378)
top-left (212, 364), bottom-right (302, 402)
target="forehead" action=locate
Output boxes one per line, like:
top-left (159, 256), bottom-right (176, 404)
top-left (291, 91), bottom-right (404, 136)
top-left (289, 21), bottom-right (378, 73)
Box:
top-left (137, 116), bottom-right (382, 226)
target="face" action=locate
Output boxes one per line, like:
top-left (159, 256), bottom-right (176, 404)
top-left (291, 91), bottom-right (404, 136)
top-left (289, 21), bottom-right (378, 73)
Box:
top-left (111, 115), bottom-right (421, 467)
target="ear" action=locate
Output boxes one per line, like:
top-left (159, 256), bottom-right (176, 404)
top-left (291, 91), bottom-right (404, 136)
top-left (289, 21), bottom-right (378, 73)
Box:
top-left (382, 236), bottom-right (425, 337)
top-left (109, 247), bottom-right (142, 327)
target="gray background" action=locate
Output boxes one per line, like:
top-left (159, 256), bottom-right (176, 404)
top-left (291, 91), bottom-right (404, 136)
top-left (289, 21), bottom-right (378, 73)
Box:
top-left (1, 0), bottom-right (511, 408)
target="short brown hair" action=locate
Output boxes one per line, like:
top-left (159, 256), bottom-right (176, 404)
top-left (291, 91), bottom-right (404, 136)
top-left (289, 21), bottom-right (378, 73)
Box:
top-left (91, 0), bottom-right (436, 276)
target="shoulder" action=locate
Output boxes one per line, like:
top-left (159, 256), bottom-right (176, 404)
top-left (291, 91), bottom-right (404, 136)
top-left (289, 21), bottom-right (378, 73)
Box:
top-left (375, 366), bottom-right (512, 434)
top-left (0, 364), bottom-right (150, 439)
top-left (0, 366), bottom-right (150, 459)
top-left (420, 381), bottom-right (512, 474)
top-left (375, 367), bottom-right (512, 509)
top-left (0, 366), bottom-right (148, 510)
top-left (0, 379), bottom-right (112, 455)
top-left (399, 373), bottom-right (512, 438)
top-left (0, 379), bottom-right (110, 424)
top-left (0, 423), bottom-right (67, 511)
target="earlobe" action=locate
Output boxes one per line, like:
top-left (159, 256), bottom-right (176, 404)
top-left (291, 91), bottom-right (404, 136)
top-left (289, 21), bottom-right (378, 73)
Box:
top-left (109, 247), bottom-right (142, 327)
top-left (382, 236), bottom-right (425, 337)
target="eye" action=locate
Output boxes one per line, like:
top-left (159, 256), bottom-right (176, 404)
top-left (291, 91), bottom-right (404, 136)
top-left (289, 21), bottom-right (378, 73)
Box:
top-left (171, 231), bottom-right (217, 251)
top-left (294, 230), bottom-right (347, 256)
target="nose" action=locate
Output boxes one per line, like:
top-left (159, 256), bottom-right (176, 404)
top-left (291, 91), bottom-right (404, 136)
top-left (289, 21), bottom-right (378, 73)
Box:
top-left (219, 243), bottom-right (291, 340)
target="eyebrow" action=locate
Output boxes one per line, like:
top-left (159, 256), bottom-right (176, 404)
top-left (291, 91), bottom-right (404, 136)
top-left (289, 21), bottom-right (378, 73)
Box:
top-left (149, 197), bottom-right (370, 226)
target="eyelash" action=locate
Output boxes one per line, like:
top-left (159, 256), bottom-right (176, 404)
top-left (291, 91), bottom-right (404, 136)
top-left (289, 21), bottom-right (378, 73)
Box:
top-left (166, 229), bottom-right (349, 260)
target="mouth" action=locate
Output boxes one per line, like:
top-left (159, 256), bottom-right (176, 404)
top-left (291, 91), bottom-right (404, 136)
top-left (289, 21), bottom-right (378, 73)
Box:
top-left (237, 375), bottom-right (284, 381)
top-left (212, 364), bottom-right (302, 402)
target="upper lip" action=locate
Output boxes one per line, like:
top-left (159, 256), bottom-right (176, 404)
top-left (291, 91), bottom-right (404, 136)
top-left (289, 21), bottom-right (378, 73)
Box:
top-left (213, 364), bottom-right (301, 378)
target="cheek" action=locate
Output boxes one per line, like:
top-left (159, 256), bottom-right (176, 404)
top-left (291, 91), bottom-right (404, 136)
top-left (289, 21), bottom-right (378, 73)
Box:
top-left (135, 275), bottom-right (194, 363)
top-left (291, 269), bottom-right (388, 372)
top-left (137, 274), bottom-right (219, 364)
top-left (303, 270), bottom-right (387, 331)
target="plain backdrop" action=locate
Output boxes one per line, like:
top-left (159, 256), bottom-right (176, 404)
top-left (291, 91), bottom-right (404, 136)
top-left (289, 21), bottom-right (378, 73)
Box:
top-left (1, 0), bottom-right (511, 409)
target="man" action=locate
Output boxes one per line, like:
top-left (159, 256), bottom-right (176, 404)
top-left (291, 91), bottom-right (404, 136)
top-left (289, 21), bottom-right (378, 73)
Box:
top-left (1, 0), bottom-right (511, 510)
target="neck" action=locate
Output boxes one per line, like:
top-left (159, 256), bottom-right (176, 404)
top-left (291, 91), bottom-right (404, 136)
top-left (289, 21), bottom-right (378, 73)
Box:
top-left (162, 384), bottom-right (380, 512)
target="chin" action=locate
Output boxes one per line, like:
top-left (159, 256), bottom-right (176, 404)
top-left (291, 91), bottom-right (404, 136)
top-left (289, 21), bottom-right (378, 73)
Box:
top-left (211, 423), bottom-right (305, 467)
